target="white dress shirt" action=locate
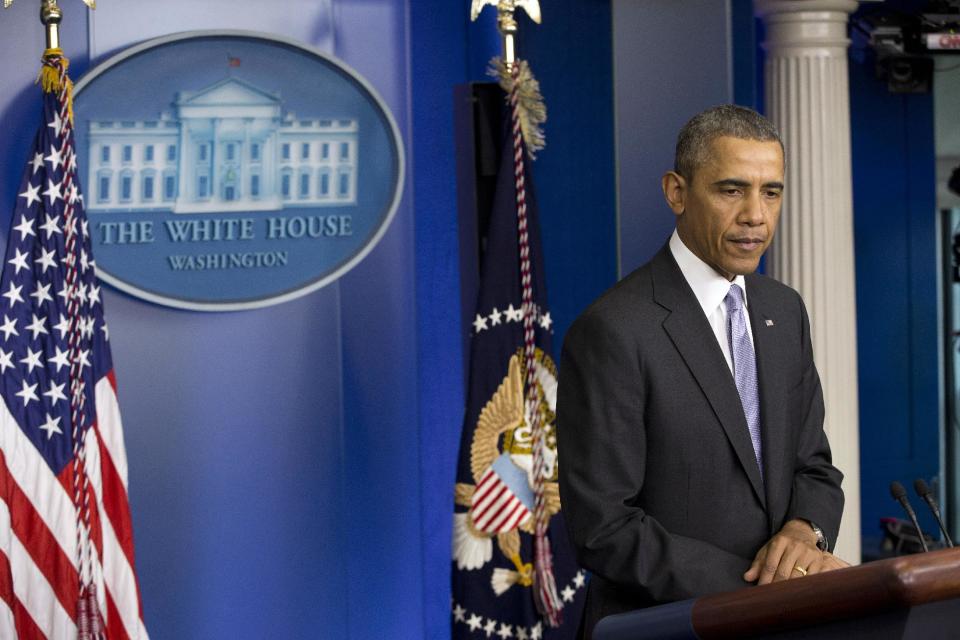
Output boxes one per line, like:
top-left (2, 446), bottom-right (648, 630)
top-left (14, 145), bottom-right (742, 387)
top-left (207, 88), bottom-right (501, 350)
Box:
top-left (668, 230), bottom-right (754, 375)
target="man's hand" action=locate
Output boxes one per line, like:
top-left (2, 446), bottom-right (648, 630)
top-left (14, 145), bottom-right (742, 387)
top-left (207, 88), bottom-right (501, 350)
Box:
top-left (743, 519), bottom-right (843, 585)
top-left (818, 551), bottom-right (850, 572)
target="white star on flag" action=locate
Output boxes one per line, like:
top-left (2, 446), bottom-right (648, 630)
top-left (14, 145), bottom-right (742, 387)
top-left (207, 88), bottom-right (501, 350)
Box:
top-left (453, 604), bottom-right (466, 623)
top-left (473, 313), bottom-right (488, 334)
top-left (3, 282), bottom-right (24, 308)
top-left (497, 623), bottom-right (514, 639)
top-left (52, 313), bottom-right (69, 339)
top-left (467, 614), bottom-right (483, 632)
top-left (505, 303), bottom-right (523, 322)
top-left (42, 178), bottom-right (63, 205)
top-left (13, 214), bottom-right (35, 240)
top-left (42, 380), bottom-right (67, 404)
top-left (29, 151), bottom-right (44, 174)
top-left (19, 182), bottom-right (41, 208)
top-left (38, 413), bottom-right (63, 440)
top-left (530, 622), bottom-right (543, 640)
top-left (0, 315), bottom-right (17, 340)
top-left (0, 349), bottom-right (13, 373)
top-left (538, 311), bottom-right (552, 330)
top-left (489, 307), bottom-right (503, 325)
top-left (30, 281), bottom-right (53, 306)
top-left (7, 248), bottom-right (30, 274)
top-left (26, 313), bottom-right (48, 339)
top-left (47, 110), bottom-right (63, 135)
top-left (15, 379), bottom-right (38, 407)
top-left (44, 144), bottom-right (63, 169)
top-left (39, 213), bottom-right (62, 238)
top-left (49, 346), bottom-right (70, 372)
top-left (35, 247), bottom-right (57, 273)
top-left (20, 347), bottom-right (43, 373)
top-left (561, 584), bottom-right (575, 602)
top-left (82, 316), bottom-right (96, 340)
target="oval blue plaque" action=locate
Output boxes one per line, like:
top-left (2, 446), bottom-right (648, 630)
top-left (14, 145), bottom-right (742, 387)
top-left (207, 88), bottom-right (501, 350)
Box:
top-left (73, 31), bottom-right (404, 311)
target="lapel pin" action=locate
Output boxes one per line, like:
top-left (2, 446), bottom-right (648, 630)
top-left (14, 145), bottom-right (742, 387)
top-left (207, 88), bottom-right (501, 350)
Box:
top-left (765, 319), bottom-right (774, 327)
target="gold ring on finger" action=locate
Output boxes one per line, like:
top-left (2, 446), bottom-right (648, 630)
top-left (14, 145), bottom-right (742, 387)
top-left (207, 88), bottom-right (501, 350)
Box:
top-left (793, 565), bottom-right (807, 576)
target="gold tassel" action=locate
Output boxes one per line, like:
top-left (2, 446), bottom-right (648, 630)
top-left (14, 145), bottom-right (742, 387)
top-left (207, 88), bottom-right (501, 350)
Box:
top-left (37, 48), bottom-right (74, 124)
top-left (489, 57), bottom-right (547, 158)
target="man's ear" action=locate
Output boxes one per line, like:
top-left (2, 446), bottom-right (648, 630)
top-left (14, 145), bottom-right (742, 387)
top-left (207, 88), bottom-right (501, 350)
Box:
top-left (662, 171), bottom-right (686, 217)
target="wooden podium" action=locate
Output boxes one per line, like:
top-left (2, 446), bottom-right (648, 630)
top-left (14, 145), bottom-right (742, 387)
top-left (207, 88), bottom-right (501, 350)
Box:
top-left (594, 547), bottom-right (960, 639)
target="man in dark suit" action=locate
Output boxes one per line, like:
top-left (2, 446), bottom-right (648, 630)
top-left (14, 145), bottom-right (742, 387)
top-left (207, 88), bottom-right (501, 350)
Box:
top-left (556, 105), bottom-right (846, 638)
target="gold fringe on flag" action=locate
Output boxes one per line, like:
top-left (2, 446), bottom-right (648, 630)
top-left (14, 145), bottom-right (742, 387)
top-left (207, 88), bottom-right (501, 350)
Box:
top-left (38, 48), bottom-right (74, 123)
top-left (489, 57), bottom-right (546, 158)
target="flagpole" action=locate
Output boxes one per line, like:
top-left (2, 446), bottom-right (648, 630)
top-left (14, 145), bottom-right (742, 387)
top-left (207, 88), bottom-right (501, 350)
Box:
top-left (40, 0), bottom-right (62, 50)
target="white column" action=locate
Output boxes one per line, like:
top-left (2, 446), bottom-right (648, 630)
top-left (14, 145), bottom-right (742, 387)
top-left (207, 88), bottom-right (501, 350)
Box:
top-left (755, 0), bottom-right (861, 563)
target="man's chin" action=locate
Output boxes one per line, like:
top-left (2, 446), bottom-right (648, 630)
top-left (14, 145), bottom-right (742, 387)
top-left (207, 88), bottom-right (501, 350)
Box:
top-left (724, 259), bottom-right (762, 277)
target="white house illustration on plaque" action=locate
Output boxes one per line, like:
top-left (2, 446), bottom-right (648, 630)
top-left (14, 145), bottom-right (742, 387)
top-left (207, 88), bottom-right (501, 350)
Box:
top-left (86, 77), bottom-right (359, 214)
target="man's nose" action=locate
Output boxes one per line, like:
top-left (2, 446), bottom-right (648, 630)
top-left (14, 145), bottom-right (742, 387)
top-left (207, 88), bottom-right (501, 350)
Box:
top-left (738, 192), bottom-right (766, 225)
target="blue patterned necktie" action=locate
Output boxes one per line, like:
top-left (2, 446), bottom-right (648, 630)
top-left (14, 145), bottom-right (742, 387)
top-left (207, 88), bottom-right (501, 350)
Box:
top-left (725, 284), bottom-right (763, 476)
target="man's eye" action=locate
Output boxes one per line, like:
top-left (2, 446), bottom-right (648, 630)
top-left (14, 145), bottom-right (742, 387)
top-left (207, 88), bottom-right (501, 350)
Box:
top-left (765, 190), bottom-right (782, 198)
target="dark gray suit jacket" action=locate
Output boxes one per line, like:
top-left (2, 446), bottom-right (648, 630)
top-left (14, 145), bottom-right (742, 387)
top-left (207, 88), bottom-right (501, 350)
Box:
top-left (556, 244), bottom-right (844, 638)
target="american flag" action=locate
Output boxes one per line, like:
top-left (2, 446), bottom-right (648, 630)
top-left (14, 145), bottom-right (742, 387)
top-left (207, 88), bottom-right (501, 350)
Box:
top-left (0, 54), bottom-right (148, 638)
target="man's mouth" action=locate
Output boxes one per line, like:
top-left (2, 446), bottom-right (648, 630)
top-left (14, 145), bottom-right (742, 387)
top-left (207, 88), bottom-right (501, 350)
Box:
top-left (728, 237), bottom-right (765, 252)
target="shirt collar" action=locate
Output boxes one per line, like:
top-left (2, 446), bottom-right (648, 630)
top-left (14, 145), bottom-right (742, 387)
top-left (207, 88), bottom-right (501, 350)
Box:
top-left (668, 229), bottom-right (748, 317)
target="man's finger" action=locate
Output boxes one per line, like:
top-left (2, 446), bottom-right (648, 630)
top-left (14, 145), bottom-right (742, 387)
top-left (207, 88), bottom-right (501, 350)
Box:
top-left (773, 545), bottom-right (805, 583)
top-left (758, 539), bottom-right (787, 585)
top-left (743, 546), bottom-right (768, 582)
top-left (804, 552), bottom-right (825, 576)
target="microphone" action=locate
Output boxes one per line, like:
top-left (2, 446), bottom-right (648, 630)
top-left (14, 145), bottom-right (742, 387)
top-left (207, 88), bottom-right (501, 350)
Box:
top-left (913, 479), bottom-right (954, 548)
top-left (890, 481), bottom-right (929, 552)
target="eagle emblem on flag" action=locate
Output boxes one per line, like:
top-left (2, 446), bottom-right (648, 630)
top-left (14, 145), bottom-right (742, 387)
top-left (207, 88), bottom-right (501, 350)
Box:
top-left (453, 348), bottom-right (560, 596)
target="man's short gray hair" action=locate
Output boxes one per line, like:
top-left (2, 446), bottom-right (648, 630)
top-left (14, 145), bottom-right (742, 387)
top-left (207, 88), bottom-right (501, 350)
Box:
top-left (674, 105), bottom-right (783, 180)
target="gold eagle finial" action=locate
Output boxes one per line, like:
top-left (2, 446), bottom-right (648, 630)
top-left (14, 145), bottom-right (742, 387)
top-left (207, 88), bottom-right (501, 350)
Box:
top-left (470, 0), bottom-right (541, 24)
top-left (3, 1), bottom-right (97, 11)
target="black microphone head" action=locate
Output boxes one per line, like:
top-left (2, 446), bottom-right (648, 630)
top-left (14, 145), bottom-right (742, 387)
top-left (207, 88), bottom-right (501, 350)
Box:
top-left (890, 481), bottom-right (907, 500)
top-left (914, 478), bottom-right (931, 498)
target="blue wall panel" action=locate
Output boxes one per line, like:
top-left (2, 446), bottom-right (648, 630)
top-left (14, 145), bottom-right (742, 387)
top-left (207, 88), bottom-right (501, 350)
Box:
top-left (612, 0), bottom-right (733, 277)
top-left (849, 53), bottom-right (941, 543)
top-left (409, 1), bottom-right (471, 637)
top-left (111, 292), bottom-right (349, 638)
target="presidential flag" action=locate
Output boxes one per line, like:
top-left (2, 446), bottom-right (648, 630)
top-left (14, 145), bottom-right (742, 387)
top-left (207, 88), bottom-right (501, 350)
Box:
top-left (0, 53), bottom-right (148, 638)
top-left (451, 62), bottom-right (585, 640)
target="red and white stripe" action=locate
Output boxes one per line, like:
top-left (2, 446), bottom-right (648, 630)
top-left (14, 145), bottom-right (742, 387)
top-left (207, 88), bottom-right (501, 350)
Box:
top-left (0, 374), bottom-right (149, 639)
top-left (470, 467), bottom-right (532, 534)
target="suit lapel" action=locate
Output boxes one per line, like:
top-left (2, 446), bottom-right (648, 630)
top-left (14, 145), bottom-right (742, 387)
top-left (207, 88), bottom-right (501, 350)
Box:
top-left (745, 276), bottom-right (790, 526)
top-left (651, 248), bottom-right (766, 508)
